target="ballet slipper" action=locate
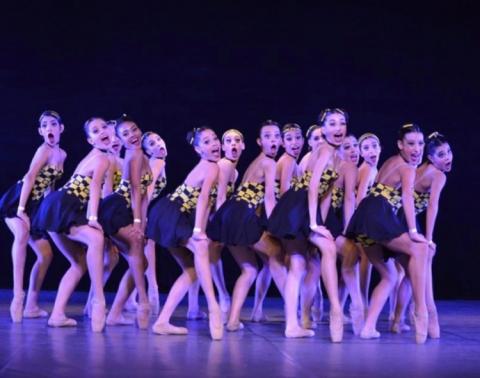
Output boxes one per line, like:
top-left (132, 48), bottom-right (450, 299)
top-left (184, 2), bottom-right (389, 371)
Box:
top-left (10, 292), bottom-right (25, 323)
top-left (329, 311), bottom-right (344, 343)
top-left (91, 299), bottom-right (106, 333)
top-left (186, 310), bottom-right (208, 320)
top-left (413, 312), bottom-right (428, 344)
top-left (428, 310), bottom-right (440, 339)
top-left (349, 305), bottom-right (365, 336)
top-left (124, 299), bottom-right (138, 312)
top-left (285, 326), bottom-right (315, 338)
top-left (48, 315), bottom-right (77, 327)
top-left (209, 310), bottom-right (224, 341)
top-left (148, 287), bottom-right (160, 315)
top-left (23, 307), bottom-right (49, 318)
top-left (106, 313), bottom-right (135, 326)
top-left (152, 322), bottom-right (188, 335)
top-left (226, 321), bottom-right (244, 332)
top-left (360, 328), bottom-right (381, 339)
top-left (136, 302), bottom-right (151, 329)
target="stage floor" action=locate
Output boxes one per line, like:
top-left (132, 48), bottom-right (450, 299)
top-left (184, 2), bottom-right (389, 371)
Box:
top-left (0, 290), bottom-right (479, 377)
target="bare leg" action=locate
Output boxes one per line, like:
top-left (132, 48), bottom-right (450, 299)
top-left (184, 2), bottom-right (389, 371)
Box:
top-left (250, 254), bottom-right (271, 322)
top-left (5, 218), bottom-right (29, 322)
top-left (300, 250), bottom-right (321, 328)
top-left (145, 239), bottom-right (160, 314)
top-left (360, 245), bottom-right (397, 339)
top-left (388, 260), bottom-right (405, 320)
top-left (253, 232), bottom-right (286, 297)
top-left (187, 279), bottom-right (207, 320)
top-left (426, 248), bottom-right (440, 338)
top-left (153, 247), bottom-right (195, 335)
top-left (210, 242), bottom-right (231, 317)
top-left (359, 245), bottom-right (372, 309)
top-left (309, 233), bottom-right (343, 342)
top-left (185, 237), bottom-right (223, 340)
top-left (106, 269), bottom-right (135, 326)
top-left (23, 238), bottom-right (53, 317)
top-left (227, 245), bottom-right (258, 331)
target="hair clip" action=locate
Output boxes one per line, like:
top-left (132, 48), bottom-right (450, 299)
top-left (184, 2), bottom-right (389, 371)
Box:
top-left (222, 129), bottom-right (244, 142)
top-left (428, 131), bottom-right (441, 139)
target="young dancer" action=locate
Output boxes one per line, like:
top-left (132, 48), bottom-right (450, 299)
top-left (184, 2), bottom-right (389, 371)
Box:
top-left (347, 123), bottom-right (429, 344)
top-left (0, 110), bottom-right (65, 322)
top-left (208, 120), bottom-right (285, 332)
top-left (146, 127), bottom-right (223, 340)
top-left (33, 117), bottom-right (113, 332)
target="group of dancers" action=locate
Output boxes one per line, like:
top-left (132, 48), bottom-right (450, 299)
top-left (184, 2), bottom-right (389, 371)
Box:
top-left (0, 109), bottom-right (453, 344)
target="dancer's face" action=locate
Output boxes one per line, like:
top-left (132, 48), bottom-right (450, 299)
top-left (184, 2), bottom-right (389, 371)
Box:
top-left (258, 125), bottom-right (281, 157)
top-left (109, 133), bottom-right (123, 156)
top-left (308, 128), bottom-right (324, 150)
top-left (195, 129), bottom-right (221, 162)
top-left (282, 129), bottom-right (304, 159)
top-left (428, 142), bottom-right (453, 172)
top-left (144, 133), bottom-right (167, 159)
top-left (87, 119), bottom-right (113, 150)
top-left (360, 137), bottom-right (381, 167)
top-left (38, 115), bottom-right (63, 147)
top-left (222, 131), bottom-right (244, 161)
top-left (117, 121), bottom-right (142, 150)
top-left (321, 113), bottom-right (347, 146)
top-left (340, 135), bottom-right (359, 164)
top-left (398, 131), bottom-right (425, 166)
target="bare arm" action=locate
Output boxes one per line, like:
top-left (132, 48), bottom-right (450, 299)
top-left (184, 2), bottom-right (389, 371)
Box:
top-left (146, 158), bottom-right (165, 203)
top-left (87, 154), bottom-right (110, 230)
top-left (215, 159), bottom-right (234, 210)
top-left (425, 172), bottom-right (446, 242)
top-left (342, 162), bottom-right (358, 233)
top-left (279, 157), bottom-right (296, 196)
top-left (308, 148), bottom-right (331, 227)
top-left (195, 162), bottom-right (219, 236)
top-left (102, 156), bottom-right (115, 198)
top-left (356, 165), bottom-right (373, 207)
top-left (263, 158), bottom-right (277, 218)
top-left (128, 151), bottom-right (144, 224)
top-left (400, 164), bottom-right (426, 242)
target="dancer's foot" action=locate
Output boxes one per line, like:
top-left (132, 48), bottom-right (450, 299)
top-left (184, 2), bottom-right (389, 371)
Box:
top-left (226, 321), bottom-right (244, 332)
top-left (428, 309), bottom-right (440, 339)
top-left (250, 310), bottom-right (268, 323)
top-left (300, 316), bottom-right (317, 330)
top-left (23, 307), bottom-right (48, 319)
top-left (148, 287), bottom-right (160, 315)
top-left (349, 305), bottom-right (365, 336)
top-left (10, 292), bottom-right (25, 323)
top-left (413, 312), bottom-right (428, 344)
top-left (311, 306), bottom-right (324, 323)
top-left (285, 326), bottom-right (315, 338)
top-left (152, 322), bottom-right (188, 335)
top-left (390, 320), bottom-right (411, 334)
top-left (48, 315), bottom-right (77, 327)
top-left (360, 327), bottom-right (381, 339)
top-left (186, 310), bottom-right (208, 320)
top-left (329, 311), bottom-right (344, 343)
top-left (209, 309), bottom-right (224, 340)
top-left (136, 302), bottom-right (151, 329)
top-left (91, 299), bottom-right (106, 333)
top-left (106, 313), bottom-right (135, 326)
top-left (124, 299), bottom-right (138, 312)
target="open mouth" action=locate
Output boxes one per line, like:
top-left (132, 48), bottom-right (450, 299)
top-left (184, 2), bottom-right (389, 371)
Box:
top-left (47, 133), bottom-right (55, 143)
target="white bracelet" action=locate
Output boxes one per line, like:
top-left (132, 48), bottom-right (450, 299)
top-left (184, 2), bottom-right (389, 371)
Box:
top-left (193, 227), bottom-right (202, 233)
top-left (133, 218), bottom-right (142, 224)
top-left (17, 206), bottom-right (25, 212)
top-left (88, 215), bottom-right (98, 221)
top-left (310, 224), bottom-right (318, 231)
top-left (409, 228), bottom-right (418, 234)
top-left (428, 240), bottom-right (434, 246)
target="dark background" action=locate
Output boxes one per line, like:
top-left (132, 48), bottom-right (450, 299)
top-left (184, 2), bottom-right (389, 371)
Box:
top-left (0, 1), bottom-right (478, 298)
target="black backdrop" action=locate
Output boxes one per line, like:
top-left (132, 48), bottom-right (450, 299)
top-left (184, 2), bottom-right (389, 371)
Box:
top-left (1, 2), bottom-right (478, 299)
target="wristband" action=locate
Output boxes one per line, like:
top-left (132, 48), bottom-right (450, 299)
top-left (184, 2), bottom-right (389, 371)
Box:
top-left (133, 218), bottom-right (142, 224)
top-left (409, 228), bottom-right (418, 234)
top-left (193, 227), bottom-right (202, 233)
top-left (17, 206), bottom-right (25, 212)
top-left (88, 215), bottom-right (98, 221)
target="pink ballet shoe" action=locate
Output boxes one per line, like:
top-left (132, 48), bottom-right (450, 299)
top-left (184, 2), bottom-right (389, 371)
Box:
top-left (209, 310), bottom-right (224, 341)
top-left (349, 305), bottom-right (365, 336)
top-left (360, 328), bottom-right (381, 339)
top-left (152, 322), bottom-right (188, 335)
top-left (91, 299), bottom-right (106, 333)
top-left (186, 310), bottom-right (207, 320)
top-left (428, 310), bottom-right (440, 339)
top-left (23, 307), bottom-right (49, 318)
top-left (10, 292), bottom-right (25, 323)
top-left (285, 326), bottom-right (315, 338)
top-left (329, 312), bottom-right (344, 343)
top-left (106, 313), bottom-right (135, 326)
top-left (148, 289), bottom-right (160, 315)
top-left (226, 321), bottom-right (244, 332)
top-left (413, 312), bottom-right (428, 344)
top-left (136, 302), bottom-right (151, 329)
top-left (48, 315), bottom-right (77, 327)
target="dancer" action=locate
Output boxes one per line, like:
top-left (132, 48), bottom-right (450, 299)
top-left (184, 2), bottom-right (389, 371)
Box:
top-left (99, 116), bottom-right (153, 328)
top-left (391, 132), bottom-right (452, 338)
top-left (34, 117), bottom-right (113, 332)
top-left (0, 110), bottom-right (65, 322)
top-left (146, 127), bottom-right (223, 340)
top-left (268, 109), bottom-right (347, 342)
top-left (347, 123), bottom-right (429, 344)
top-left (208, 120), bottom-right (285, 332)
